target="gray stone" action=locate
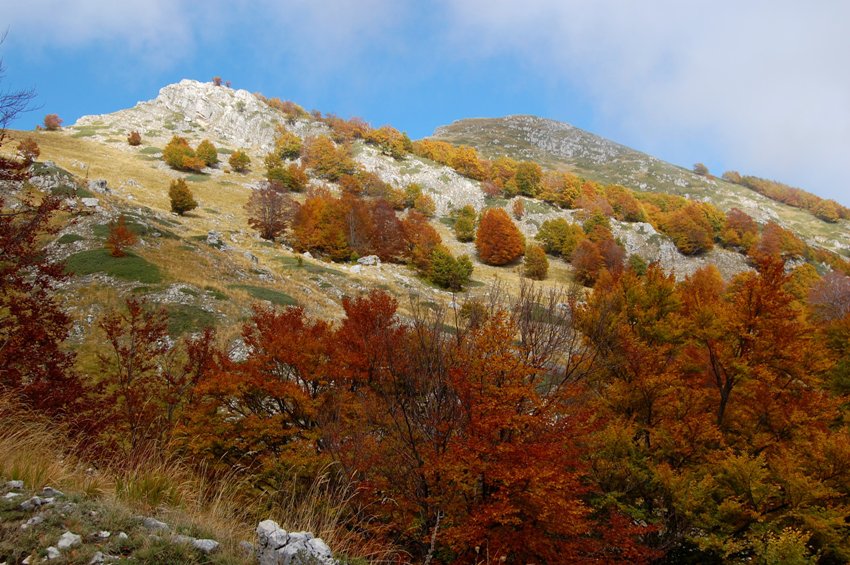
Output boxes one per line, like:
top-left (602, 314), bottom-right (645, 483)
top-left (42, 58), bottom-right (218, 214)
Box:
top-left (98, 530), bottom-right (111, 538)
top-left (356, 255), bottom-right (380, 266)
top-left (89, 551), bottom-right (105, 564)
top-left (19, 496), bottom-right (51, 510)
top-left (42, 486), bottom-right (64, 497)
top-left (21, 515), bottom-right (44, 529)
top-left (87, 179), bottom-right (110, 194)
top-left (6, 480), bottom-right (24, 489)
top-left (3, 492), bottom-right (20, 499)
top-left (57, 531), bottom-right (82, 549)
top-left (193, 539), bottom-right (220, 553)
top-left (139, 516), bottom-right (169, 531)
top-left (117, 532), bottom-right (129, 540)
top-left (350, 264), bottom-right (362, 274)
top-left (256, 520), bottom-right (336, 565)
top-left (46, 546), bottom-right (60, 560)
top-left (81, 197), bottom-right (100, 208)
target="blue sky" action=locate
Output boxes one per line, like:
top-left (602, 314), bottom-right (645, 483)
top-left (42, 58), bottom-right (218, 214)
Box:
top-left (2, 1), bottom-right (849, 204)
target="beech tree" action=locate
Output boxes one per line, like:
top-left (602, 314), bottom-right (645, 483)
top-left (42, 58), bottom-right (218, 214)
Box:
top-left (475, 207), bottom-right (525, 265)
top-left (169, 178), bottom-right (198, 215)
top-left (106, 215), bottom-right (138, 257)
top-left (195, 139), bottom-right (219, 167)
top-left (523, 244), bottom-right (548, 280)
top-left (163, 136), bottom-right (205, 172)
top-left (246, 184), bottom-right (297, 241)
top-left (127, 131), bottom-right (142, 146)
top-left (16, 137), bottom-right (39, 164)
top-left (43, 113), bottom-right (62, 130)
top-left (452, 204), bottom-right (477, 242)
top-left (229, 149), bottom-right (250, 172)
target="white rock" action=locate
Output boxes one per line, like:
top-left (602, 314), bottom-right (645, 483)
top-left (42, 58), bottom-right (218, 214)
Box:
top-left (117, 532), bottom-right (129, 540)
top-left (89, 551), bottom-right (105, 564)
top-left (4, 492), bottom-right (20, 499)
top-left (46, 547), bottom-right (60, 560)
top-left (356, 255), bottom-right (380, 266)
top-left (57, 531), bottom-right (82, 550)
top-left (98, 530), bottom-right (111, 538)
top-left (81, 197), bottom-right (100, 208)
top-left (42, 486), bottom-right (64, 497)
top-left (6, 480), bottom-right (24, 489)
top-left (193, 539), bottom-right (220, 553)
top-left (139, 516), bottom-right (169, 531)
top-left (21, 515), bottom-right (44, 530)
top-left (350, 264), bottom-right (362, 274)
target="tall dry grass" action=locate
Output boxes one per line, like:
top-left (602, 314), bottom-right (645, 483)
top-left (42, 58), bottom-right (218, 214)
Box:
top-left (0, 394), bottom-right (401, 562)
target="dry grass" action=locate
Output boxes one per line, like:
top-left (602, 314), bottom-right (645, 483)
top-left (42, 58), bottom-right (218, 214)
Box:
top-left (0, 394), bottom-right (394, 562)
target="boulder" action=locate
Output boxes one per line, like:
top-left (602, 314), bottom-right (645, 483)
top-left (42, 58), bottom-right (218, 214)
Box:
top-left (6, 480), bottom-right (24, 490)
top-left (356, 255), bottom-right (381, 266)
top-left (81, 197), bottom-right (100, 208)
top-left (138, 516), bottom-right (169, 531)
top-left (57, 531), bottom-right (82, 550)
top-left (256, 520), bottom-right (336, 565)
top-left (87, 179), bottom-right (110, 194)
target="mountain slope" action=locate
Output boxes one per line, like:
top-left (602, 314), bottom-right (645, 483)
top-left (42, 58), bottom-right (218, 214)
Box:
top-left (432, 115), bottom-right (850, 255)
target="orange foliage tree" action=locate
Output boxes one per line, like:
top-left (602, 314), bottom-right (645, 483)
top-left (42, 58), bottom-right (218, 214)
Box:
top-left (105, 215), bottom-right (138, 257)
top-left (475, 207), bottom-right (524, 265)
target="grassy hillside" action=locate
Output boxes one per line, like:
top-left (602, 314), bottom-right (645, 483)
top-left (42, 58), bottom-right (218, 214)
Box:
top-left (432, 115), bottom-right (850, 256)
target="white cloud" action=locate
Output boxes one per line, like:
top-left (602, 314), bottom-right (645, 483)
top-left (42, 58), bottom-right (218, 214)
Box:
top-left (441, 0), bottom-right (850, 201)
top-left (2, 0), bottom-right (201, 66)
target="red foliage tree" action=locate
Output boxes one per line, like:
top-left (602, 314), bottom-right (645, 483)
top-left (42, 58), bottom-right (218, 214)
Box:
top-left (475, 207), bottom-right (525, 265)
top-left (246, 184), bottom-right (298, 241)
top-left (43, 113), bottom-right (62, 130)
top-left (106, 215), bottom-right (138, 257)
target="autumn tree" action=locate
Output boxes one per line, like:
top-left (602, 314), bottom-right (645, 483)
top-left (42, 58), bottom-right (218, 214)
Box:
top-left (719, 207), bottom-right (759, 252)
top-left (511, 198), bottom-right (525, 219)
top-left (475, 207), bottom-right (525, 265)
top-left (693, 162), bottom-right (709, 175)
top-left (448, 145), bottom-right (486, 180)
top-left (195, 139), bottom-right (219, 167)
top-left (212, 76), bottom-right (222, 86)
top-left (126, 130), bottom-right (142, 146)
top-left (507, 161), bottom-right (542, 197)
top-left (402, 210), bottom-right (442, 273)
top-left (536, 217), bottom-right (585, 258)
top-left (660, 203), bottom-right (715, 255)
top-left (291, 189), bottom-right (351, 260)
top-left (106, 215), bottom-right (138, 257)
top-left (98, 298), bottom-right (170, 453)
top-left (452, 204), bottom-right (477, 242)
top-left (302, 135), bottom-right (355, 180)
top-left (246, 184), bottom-right (298, 240)
top-left (43, 113), bottom-right (62, 130)
top-left (365, 125), bottom-right (410, 159)
top-left (169, 178), bottom-right (198, 215)
top-left (274, 128), bottom-right (303, 159)
top-left (163, 135), bottom-right (205, 172)
top-left (523, 244), bottom-right (548, 280)
top-left (0, 60), bottom-right (82, 417)
top-left (229, 149), bottom-right (251, 172)
top-left (16, 137), bottom-right (39, 164)
top-left (267, 161), bottom-right (308, 192)
top-left (429, 245), bottom-right (473, 290)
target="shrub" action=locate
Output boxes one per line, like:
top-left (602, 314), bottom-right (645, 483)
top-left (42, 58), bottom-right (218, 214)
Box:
top-left (302, 135), bottom-right (356, 180)
top-left (511, 161), bottom-right (543, 197)
top-left (127, 131), bottom-right (142, 146)
top-left (453, 205), bottom-right (477, 242)
top-left (212, 76), bottom-right (222, 86)
top-left (476, 207), bottom-right (525, 265)
top-left (246, 185), bottom-right (298, 240)
top-left (511, 199), bottom-right (525, 219)
top-left (169, 178), bottom-right (198, 215)
top-left (229, 150), bottom-right (251, 172)
top-left (268, 162), bottom-right (308, 192)
top-left (693, 163), bottom-right (709, 176)
top-left (16, 138), bottom-right (39, 164)
top-left (195, 139), bottom-right (219, 167)
top-left (523, 244), bottom-right (548, 280)
top-left (163, 136), bottom-right (204, 172)
top-left (429, 246), bottom-right (474, 290)
top-left (275, 129), bottom-right (303, 159)
top-left (43, 114), bottom-right (62, 131)
top-left (536, 218), bottom-right (585, 258)
top-left (106, 215), bottom-right (139, 257)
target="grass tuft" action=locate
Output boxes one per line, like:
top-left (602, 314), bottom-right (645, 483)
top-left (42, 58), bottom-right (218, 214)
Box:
top-left (65, 249), bottom-right (164, 284)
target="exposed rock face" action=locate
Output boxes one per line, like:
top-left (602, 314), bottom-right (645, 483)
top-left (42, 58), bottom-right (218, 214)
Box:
top-left (76, 80), bottom-right (290, 151)
top-left (355, 144), bottom-right (484, 216)
top-left (256, 519), bottom-right (336, 565)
